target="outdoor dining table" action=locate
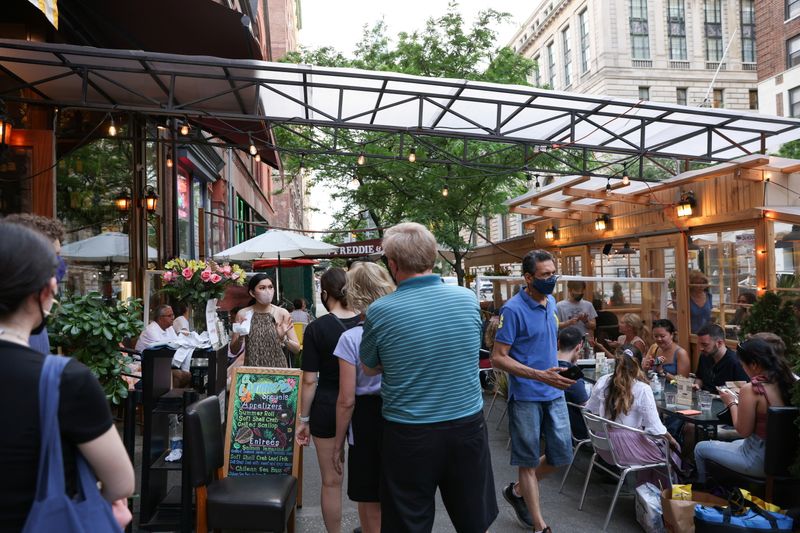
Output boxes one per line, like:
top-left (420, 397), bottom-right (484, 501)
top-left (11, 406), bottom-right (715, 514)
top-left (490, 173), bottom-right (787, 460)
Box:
top-left (655, 384), bottom-right (726, 441)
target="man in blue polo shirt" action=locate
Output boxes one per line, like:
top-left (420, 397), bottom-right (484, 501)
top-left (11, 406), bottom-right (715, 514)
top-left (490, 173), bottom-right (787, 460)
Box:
top-left (361, 222), bottom-right (497, 533)
top-left (491, 249), bottom-right (576, 533)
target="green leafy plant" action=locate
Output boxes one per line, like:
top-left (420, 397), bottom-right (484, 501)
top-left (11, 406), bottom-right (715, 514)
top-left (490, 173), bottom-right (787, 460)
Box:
top-left (739, 291), bottom-right (800, 476)
top-left (49, 292), bottom-right (145, 405)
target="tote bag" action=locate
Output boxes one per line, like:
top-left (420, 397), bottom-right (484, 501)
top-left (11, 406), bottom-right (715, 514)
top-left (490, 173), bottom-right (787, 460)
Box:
top-left (22, 355), bottom-right (120, 533)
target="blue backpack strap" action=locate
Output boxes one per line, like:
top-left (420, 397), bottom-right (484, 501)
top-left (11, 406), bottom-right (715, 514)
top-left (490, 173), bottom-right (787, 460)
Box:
top-left (31, 355), bottom-right (71, 502)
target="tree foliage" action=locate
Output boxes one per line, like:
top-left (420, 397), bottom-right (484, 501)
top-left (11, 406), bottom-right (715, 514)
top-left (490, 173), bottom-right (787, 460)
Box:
top-left (280, 2), bottom-right (543, 284)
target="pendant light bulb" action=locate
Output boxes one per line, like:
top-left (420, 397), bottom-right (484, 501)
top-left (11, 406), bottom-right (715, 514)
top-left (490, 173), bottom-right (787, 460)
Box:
top-left (357, 152), bottom-right (366, 166)
top-left (254, 153), bottom-right (261, 163)
top-left (442, 183), bottom-right (449, 197)
top-left (534, 175), bottom-right (541, 193)
top-left (108, 117), bottom-right (117, 137)
top-left (606, 178), bottom-right (612, 192)
top-left (180, 122), bottom-right (190, 136)
top-left (408, 147), bottom-right (416, 163)
top-left (299, 155), bottom-right (306, 174)
top-left (249, 135), bottom-right (257, 156)
top-left (166, 153), bottom-right (173, 168)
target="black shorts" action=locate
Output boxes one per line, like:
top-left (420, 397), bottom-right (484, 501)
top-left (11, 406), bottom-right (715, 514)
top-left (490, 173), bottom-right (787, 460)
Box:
top-left (380, 411), bottom-right (498, 533)
top-left (347, 395), bottom-right (383, 502)
top-left (309, 386), bottom-right (337, 439)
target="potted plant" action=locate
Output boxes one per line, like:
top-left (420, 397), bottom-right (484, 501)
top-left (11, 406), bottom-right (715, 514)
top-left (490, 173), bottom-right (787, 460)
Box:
top-left (49, 292), bottom-right (145, 405)
top-left (160, 258), bottom-right (247, 331)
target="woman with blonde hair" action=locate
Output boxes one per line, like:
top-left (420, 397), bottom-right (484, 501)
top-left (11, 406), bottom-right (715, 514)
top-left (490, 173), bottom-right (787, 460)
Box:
top-left (332, 262), bottom-right (395, 533)
top-left (594, 313), bottom-right (648, 357)
top-left (586, 345), bottom-right (681, 483)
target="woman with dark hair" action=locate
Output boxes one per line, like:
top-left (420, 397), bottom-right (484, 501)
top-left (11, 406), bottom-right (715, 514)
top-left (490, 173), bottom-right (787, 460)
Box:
top-left (172, 300), bottom-right (191, 335)
top-left (296, 267), bottom-right (360, 533)
top-left (694, 337), bottom-right (796, 482)
top-left (643, 319), bottom-right (690, 380)
top-left (730, 292), bottom-right (756, 326)
top-left (230, 273), bottom-right (300, 368)
top-left (586, 345), bottom-right (681, 482)
top-left (0, 223), bottom-right (134, 529)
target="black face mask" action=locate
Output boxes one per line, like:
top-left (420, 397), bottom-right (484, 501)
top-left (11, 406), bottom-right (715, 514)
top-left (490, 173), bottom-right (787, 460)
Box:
top-left (30, 292), bottom-right (48, 336)
top-left (320, 292), bottom-right (330, 312)
top-left (573, 293), bottom-right (584, 302)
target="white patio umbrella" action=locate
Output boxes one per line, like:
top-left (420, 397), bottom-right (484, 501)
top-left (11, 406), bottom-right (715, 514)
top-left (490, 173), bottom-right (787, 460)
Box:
top-left (214, 229), bottom-right (338, 295)
top-left (60, 231), bottom-right (157, 263)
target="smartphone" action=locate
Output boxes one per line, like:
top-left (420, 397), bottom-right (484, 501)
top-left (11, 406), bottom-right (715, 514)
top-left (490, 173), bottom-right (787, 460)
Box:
top-left (717, 385), bottom-right (739, 399)
top-left (560, 365), bottom-right (584, 381)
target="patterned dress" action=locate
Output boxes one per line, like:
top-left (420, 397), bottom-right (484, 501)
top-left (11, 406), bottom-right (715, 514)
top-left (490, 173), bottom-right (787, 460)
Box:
top-left (244, 311), bottom-right (287, 368)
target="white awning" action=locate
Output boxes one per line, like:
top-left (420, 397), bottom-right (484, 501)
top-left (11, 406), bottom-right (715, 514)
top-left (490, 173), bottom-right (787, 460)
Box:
top-left (1, 38), bottom-right (799, 162)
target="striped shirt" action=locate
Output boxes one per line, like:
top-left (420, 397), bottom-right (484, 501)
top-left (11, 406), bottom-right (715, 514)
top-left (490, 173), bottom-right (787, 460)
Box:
top-left (360, 274), bottom-right (483, 424)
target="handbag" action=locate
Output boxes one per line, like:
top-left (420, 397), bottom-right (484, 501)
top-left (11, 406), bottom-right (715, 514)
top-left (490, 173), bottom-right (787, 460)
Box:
top-left (694, 487), bottom-right (793, 532)
top-left (22, 355), bottom-right (121, 533)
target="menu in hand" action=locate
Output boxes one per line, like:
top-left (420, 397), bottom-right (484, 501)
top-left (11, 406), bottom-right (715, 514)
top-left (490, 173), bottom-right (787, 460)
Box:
top-left (224, 367), bottom-right (303, 477)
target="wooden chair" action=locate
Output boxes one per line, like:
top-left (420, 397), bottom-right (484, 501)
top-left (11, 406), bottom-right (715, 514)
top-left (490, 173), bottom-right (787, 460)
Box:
top-left (185, 395), bottom-right (297, 533)
top-left (706, 406), bottom-right (800, 507)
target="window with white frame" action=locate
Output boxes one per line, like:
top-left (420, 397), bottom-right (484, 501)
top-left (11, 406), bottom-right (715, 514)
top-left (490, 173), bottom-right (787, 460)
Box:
top-left (547, 41), bottom-right (556, 87)
top-left (579, 9), bottom-right (590, 73)
top-left (741, 0), bottom-right (756, 63)
top-left (676, 87), bottom-right (688, 106)
top-left (667, 0), bottom-right (687, 60)
top-left (639, 86), bottom-right (650, 100)
top-left (533, 55), bottom-right (541, 86)
top-left (790, 86), bottom-right (800, 117)
top-left (788, 0), bottom-right (800, 20)
top-left (788, 34), bottom-right (800, 68)
top-left (705, 0), bottom-right (723, 62)
top-left (562, 26), bottom-right (573, 87)
top-left (630, 0), bottom-right (650, 59)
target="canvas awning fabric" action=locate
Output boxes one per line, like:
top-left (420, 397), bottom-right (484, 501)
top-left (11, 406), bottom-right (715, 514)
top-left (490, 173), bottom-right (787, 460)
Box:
top-left (1, 39), bottom-right (800, 162)
top-left (253, 259), bottom-right (318, 268)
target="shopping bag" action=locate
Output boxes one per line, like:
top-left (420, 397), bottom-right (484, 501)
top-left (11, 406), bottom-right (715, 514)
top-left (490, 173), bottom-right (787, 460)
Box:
top-left (661, 487), bottom-right (728, 533)
top-left (636, 483), bottom-right (665, 533)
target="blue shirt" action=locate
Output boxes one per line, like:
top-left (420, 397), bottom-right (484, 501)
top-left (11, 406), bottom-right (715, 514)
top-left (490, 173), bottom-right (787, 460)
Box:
top-left (495, 290), bottom-right (561, 402)
top-left (360, 275), bottom-right (483, 424)
top-left (28, 327), bottom-right (51, 356)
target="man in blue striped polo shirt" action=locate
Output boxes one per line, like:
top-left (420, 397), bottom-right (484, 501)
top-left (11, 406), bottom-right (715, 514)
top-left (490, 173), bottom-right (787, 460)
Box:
top-left (491, 250), bottom-right (576, 533)
top-left (361, 222), bottom-right (497, 533)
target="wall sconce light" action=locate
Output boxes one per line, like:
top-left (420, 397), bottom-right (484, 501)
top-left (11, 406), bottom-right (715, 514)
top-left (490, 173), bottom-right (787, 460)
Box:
top-left (676, 191), bottom-right (697, 218)
top-left (544, 226), bottom-right (558, 240)
top-left (114, 190), bottom-right (132, 211)
top-left (0, 108), bottom-right (13, 147)
top-left (143, 187), bottom-right (159, 213)
top-left (594, 214), bottom-right (610, 231)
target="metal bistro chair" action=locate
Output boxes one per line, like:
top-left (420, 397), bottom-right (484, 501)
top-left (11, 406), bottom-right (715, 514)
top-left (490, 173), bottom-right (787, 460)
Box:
top-left (578, 410), bottom-right (672, 532)
top-left (558, 402), bottom-right (596, 493)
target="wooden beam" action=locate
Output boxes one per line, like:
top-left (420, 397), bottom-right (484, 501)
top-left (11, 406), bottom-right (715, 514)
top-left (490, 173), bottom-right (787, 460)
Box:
top-left (562, 186), bottom-right (655, 205)
top-left (512, 206), bottom-right (583, 220)
top-left (505, 176), bottom-right (591, 207)
top-left (634, 156), bottom-right (770, 195)
top-left (532, 198), bottom-right (611, 213)
top-left (733, 168), bottom-right (764, 182)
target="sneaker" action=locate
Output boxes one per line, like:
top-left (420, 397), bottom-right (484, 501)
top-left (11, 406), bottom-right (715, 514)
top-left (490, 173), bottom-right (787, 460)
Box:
top-left (502, 482), bottom-right (533, 529)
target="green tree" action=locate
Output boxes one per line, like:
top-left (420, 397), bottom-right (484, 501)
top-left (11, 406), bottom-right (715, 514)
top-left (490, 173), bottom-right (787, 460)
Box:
top-left (279, 2), bottom-right (544, 284)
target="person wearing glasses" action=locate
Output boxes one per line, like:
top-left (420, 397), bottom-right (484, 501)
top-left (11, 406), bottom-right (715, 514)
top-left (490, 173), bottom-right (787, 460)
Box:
top-left (694, 337), bottom-right (795, 482)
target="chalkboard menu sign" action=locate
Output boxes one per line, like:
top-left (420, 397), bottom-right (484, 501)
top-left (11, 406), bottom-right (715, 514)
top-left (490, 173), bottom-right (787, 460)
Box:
top-left (224, 367), bottom-right (303, 477)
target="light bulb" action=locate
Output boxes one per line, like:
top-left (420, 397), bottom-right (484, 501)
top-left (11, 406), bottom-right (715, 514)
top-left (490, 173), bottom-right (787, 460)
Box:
top-left (357, 152), bottom-right (366, 166)
top-left (622, 174), bottom-right (630, 186)
top-left (108, 117), bottom-right (117, 137)
top-left (408, 148), bottom-right (416, 163)
top-left (350, 176), bottom-right (359, 188)
top-left (606, 178), bottom-right (611, 192)
top-left (166, 156), bottom-right (173, 168)
top-left (299, 156), bottom-right (306, 174)
top-left (534, 177), bottom-right (541, 192)
top-left (180, 123), bottom-right (190, 136)
top-left (442, 184), bottom-right (449, 197)
top-left (255, 153), bottom-right (261, 163)
top-left (249, 135), bottom-right (257, 156)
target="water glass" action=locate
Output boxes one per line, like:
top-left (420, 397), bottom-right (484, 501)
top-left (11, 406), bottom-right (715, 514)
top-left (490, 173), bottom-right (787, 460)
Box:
top-left (698, 391), bottom-right (713, 412)
top-left (665, 391), bottom-right (677, 409)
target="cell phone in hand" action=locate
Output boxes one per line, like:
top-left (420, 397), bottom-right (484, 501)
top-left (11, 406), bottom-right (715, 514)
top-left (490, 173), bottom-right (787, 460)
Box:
top-left (559, 365), bottom-right (584, 381)
top-left (717, 385), bottom-right (738, 399)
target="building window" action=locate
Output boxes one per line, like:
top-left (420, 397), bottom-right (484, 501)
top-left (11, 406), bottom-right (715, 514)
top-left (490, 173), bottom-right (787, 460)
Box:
top-left (547, 41), bottom-right (556, 87)
top-left (713, 88), bottom-right (724, 108)
top-left (788, 35), bottom-right (800, 68)
top-left (579, 9), bottom-right (590, 73)
top-left (705, 0), bottom-right (723, 62)
top-left (677, 87), bottom-right (688, 105)
top-left (667, 0), bottom-right (687, 60)
top-left (790, 87), bottom-right (800, 117)
top-left (788, 0), bottom-right (800, 20)
top-left (749, 89), bottom-right (758, 110)
top-left (562, 26), bottom-right (573, 87)
top-left (533, 55), bottom-right (541, 86)
top-left (630, 0), bottom-right (650, 59)
top-left (639, 86), bottom-right (650, 100)
top-left (741, 0), bottom-right (756, 63)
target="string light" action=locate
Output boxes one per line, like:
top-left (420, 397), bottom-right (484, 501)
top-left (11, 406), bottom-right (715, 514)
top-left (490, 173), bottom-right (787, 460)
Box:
top-left (254, 153), bottom-right (261, 163)
top-left (408, 147), bottom-right (416, 163)
top-left (299, 155), bottom-right (306, 174)
top-left (249, 135), bottom-right (257, 156)
top-left (442, 179), bottom-right (449, 197)
top-left (180, 121), bottom-right (190, 136)
top-left (534, 175), bottom-right (541, 193)
top-left (622, 166), bottom-right (630, 186)
top-left (606, 177), bottom-right (611, 192)
top-left (108, 117), bottom-right (117, 137)
top-left (166, 150), bottom-right (173, 168)
top-left (357, 151), bottom-right (366, 166)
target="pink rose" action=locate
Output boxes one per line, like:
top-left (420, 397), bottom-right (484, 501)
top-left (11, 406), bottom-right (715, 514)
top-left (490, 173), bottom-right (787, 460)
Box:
top-left (182, 267), bottom-right (193, 280)
top-left (231, 272), bottom-right (240, 280)
top-left (200, 269), bottom-right (212, 282)
top-left (162, 271), bottom-right (174, 282)
top-left (210, 273), bottom-right (222, 283)
top-left (222, 265), bottom-right (232, 276)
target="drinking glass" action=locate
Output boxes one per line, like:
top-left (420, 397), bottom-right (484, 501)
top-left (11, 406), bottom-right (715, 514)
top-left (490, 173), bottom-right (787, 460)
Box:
top-left (698, 391), bottom-right (713, 411)
top-left (665, 391), bottom-right (677, 409)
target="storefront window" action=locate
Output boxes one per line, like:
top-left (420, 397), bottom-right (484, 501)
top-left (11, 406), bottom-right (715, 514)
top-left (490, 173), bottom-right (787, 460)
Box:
top-left (177, 171), bottom-right (191, 258)
top-left (193, 179), bottom-right (201, 258)
top-left (773, 222), bottom-right (800, 294)
top-left (689, 229), bottom-right (756, 334)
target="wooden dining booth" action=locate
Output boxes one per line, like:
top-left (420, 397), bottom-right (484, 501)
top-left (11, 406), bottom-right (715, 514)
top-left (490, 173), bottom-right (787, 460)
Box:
top-left (466, 154), bottom-right (800, 368)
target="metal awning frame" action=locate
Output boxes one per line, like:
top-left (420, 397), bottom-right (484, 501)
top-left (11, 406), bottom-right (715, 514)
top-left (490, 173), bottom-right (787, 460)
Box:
top-left (1, 39), bottom-right (800, 176)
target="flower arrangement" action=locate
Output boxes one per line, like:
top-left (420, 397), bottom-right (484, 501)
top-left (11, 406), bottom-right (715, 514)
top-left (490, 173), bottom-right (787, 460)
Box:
top-left (160, 258), bottom-right (247, 307)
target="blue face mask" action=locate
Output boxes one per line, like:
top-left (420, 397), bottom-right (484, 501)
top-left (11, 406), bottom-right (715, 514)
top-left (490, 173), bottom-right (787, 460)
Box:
top-left (531, 275), bottom-right (558, 295)
top-left (56, 255), bottom-right (67, 283)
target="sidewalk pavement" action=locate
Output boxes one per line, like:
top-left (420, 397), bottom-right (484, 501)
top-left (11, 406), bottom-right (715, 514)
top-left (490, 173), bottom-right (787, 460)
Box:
top-left (295, 395), bottom-right (642, 532)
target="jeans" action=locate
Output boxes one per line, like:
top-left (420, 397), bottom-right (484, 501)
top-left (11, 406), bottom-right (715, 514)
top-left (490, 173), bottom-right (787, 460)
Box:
top-left (694, 434), bottom-right (765, 482)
